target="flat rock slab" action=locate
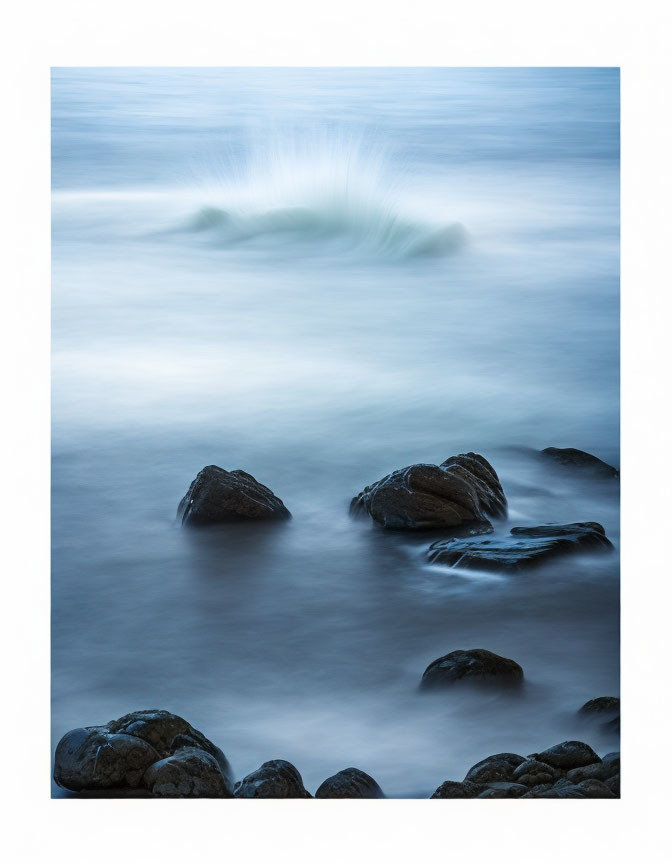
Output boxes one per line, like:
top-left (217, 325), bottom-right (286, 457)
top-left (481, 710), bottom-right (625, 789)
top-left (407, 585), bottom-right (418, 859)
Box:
top-left (350, 452), bottom-right (506, 531)
top-left (541, 447), bottom-right (619, 479)
top-left (427, 522), bottom-right (613, 572)
top-left (421, 649), bottom-right (523, 690)
top-left (178, 465), bottom-right (291, 526)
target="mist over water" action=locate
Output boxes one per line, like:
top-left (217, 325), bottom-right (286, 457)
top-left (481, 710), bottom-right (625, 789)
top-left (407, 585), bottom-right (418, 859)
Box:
top-left (51, 68), bottom-right (619, 797)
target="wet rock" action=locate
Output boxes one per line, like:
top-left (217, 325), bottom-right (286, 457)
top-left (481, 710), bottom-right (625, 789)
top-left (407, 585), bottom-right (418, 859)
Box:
top-left (464, 752), bottom-right (526, 784)
top-left (54, 727), bottom-right (160, 792)
top-left (575, 779), bottom-right (617, 799)
top-left (421, 648), bottom-right (523, 690)
top-left (233, 760), bottom-right (311, 798)
top-left (579, 696), bottom-right (620, 717)
top-left (531, 741), bottom-right (601, 770)
top-left (478, 781), bottom-right (528, 798)
top-left (315, 767), bottom-right (384, 799)
top-left (605, 774), bottom-right (620, 797)
top-left (523, 783), bottom-right (585, 799)
top-left (602, 752), bottom-right (620, 775)
top-left (512, 759), bottom-right (562, 786)
top-left (567, 762), bottom-right (615, 784)
top-left (106, 709), bottom-right (232, 780)
top-left (177, 465), bottom-right (291, 526)
top-left (428, 522), bottom-right (612, 572)
top-left (541, 447), bottom-right (619, 479)
top-left (143, 747), bottom-right (233, 798)
top-left (350, 452), bottom-right (506, 531)
top-left (430, 780), bottom-right (483, 798)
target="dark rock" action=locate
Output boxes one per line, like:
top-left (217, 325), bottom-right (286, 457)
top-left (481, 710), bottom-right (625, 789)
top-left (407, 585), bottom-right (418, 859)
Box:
top-left (143, 747), bottom-right (233, 798)
top-left (315, 767), bottom-right (384, 799)
top-left (605, 774), bottom-right (620, 797)
top-left (421, 648), bottom-right (523, 690)
top-left (233, 760), bottom-right (311, 798)
top-left (520, 783), bottom-right (554, 797)
top-left (541, 447), bottom-right (619, 479)
top-left (430, 780), bottom-right (483, 799)
top-left (428, 522), bottom-right (612, 572)
top-left (54, 727), bottom-right (160, 792)
top-left (511, 759), bottom-right (562, 786)
top-left (350, 452), bottom-right (506, 531)
top-left (567, 762), bottom-right (615, 784)
top-left (575, 779), bottom-right (617, 799)
top-left (464, 752), bottom-right (526, 784)
top-left (579, 696), bottom-right (620, 717)
top-left (531, 741), bottom-right (601, 770)
top-left (478, 782), bottom-right (528, 798)
top-left (106, 709), bottom-right (232, 780)
top-left (602, 715), bottom-right (620, 734)
top-left (602, 752), bottom-right (620, 775)
top-left (523, 783), bottom-right (585, 799)
top-left (177, 465), bottom-right (291, 526)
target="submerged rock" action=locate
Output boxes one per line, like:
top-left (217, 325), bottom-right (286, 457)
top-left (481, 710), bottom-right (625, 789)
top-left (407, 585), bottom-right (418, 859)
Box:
top-left (177, 465), bottom-right (291, 526)
top-left (430, 779), bottom-right (483, 798)
top-left (143, 747), bottom-right (233, 798)
top-left (350, 452), bottom-right (506, 531)
top-left (427, 522), bottom-right (612, 572)
top-left (315, 768), bottom-right (384, 799)
top-left (464, 753), bottom-right (526, 784)
top-left (420, 649), bottom-right (523, 690)
top-left (541, 447), bottom-right (619, 479)
top-left (530, 741), bottom-right (601, 771)
top-left (579, 696), bottom-right (620, 717)
top-left (53, 709), bottom-right (233, 795)
top-left (233, 760), bottom-right (311, 798)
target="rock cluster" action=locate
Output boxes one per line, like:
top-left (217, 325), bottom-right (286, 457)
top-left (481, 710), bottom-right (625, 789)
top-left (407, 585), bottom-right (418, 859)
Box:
top-left (350, 452), bottom-right (506, 531)
top-left (177, 465), bottom-right (290, 526)
top-left (54, 710), bottom-right (233, 797)
top-left (432, 741), bottom-right (619, 799)
top-left (427, 522), bottom-right (613, 572)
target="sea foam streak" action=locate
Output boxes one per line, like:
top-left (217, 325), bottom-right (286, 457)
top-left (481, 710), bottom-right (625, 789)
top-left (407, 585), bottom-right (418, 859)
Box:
top-left (184, 131), bottom-right (467, 259)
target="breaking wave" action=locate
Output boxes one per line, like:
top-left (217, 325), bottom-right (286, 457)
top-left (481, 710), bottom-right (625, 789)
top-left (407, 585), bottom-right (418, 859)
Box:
top-left (183, 132), bottom-right (467, 259)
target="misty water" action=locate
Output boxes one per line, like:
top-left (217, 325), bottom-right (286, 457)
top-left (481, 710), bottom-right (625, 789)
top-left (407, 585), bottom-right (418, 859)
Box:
top-left (51, 68), bottom-right (619, 797)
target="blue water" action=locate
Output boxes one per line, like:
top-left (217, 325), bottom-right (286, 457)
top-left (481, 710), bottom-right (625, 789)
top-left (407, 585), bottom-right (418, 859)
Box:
top-left (51, 68), bottom-right (619, 797)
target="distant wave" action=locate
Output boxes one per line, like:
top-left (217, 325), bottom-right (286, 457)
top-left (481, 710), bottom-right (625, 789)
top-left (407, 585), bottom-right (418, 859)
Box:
top-left (180, 132), bottom-right (467, 259)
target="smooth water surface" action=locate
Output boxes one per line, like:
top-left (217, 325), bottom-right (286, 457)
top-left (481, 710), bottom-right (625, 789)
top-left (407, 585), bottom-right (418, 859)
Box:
top-left (52, 68), bottom-right (619, 797)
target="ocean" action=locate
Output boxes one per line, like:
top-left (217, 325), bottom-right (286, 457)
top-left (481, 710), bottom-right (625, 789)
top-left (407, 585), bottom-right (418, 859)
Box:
top-left (51, 67), bottom-right (619, 797)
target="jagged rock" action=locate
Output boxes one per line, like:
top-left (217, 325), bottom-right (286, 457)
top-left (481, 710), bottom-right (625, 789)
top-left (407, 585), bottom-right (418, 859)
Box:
top-left (143, 747), bottom-right (233, 797)
top-left (233, 760), bottom-right (311, 798)
top-left (421, 649), bottom-right (523, 690)
top-left (350, 452), bottom-right (506, 531)
top-left (541, 447), bottom-right (619, 479)
top-left (512, 759), bottom-right (562, 786)
top-left (464, 753), bottom-right (526, 784)
top-left (177, 465), bottom-right (291, 526)
top-left (530, 741), bottom-right (601, 770)
top-left (430, 780), bottom-right (483, 798)
top-left (106, 709), bottom-right (232, 779)
top-left (54, 727), bottom-right (160, 792)
top-left (428, 522), bottom-right (612, 572)
top-left (315, 768), bottom-right (384, 799)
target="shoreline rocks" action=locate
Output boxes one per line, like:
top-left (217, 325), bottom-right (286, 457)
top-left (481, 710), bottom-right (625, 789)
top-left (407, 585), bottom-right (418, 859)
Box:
top-left (420, 648), bottom-right (523, 689)
top-left (427, 522), bottom-right (613, 572)
top-left (350, 452), bottom-right (506, 531)
top-left (177, 465), bottom-right (291, 526)
top-left (54, 710), bottom-right (233, 797)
